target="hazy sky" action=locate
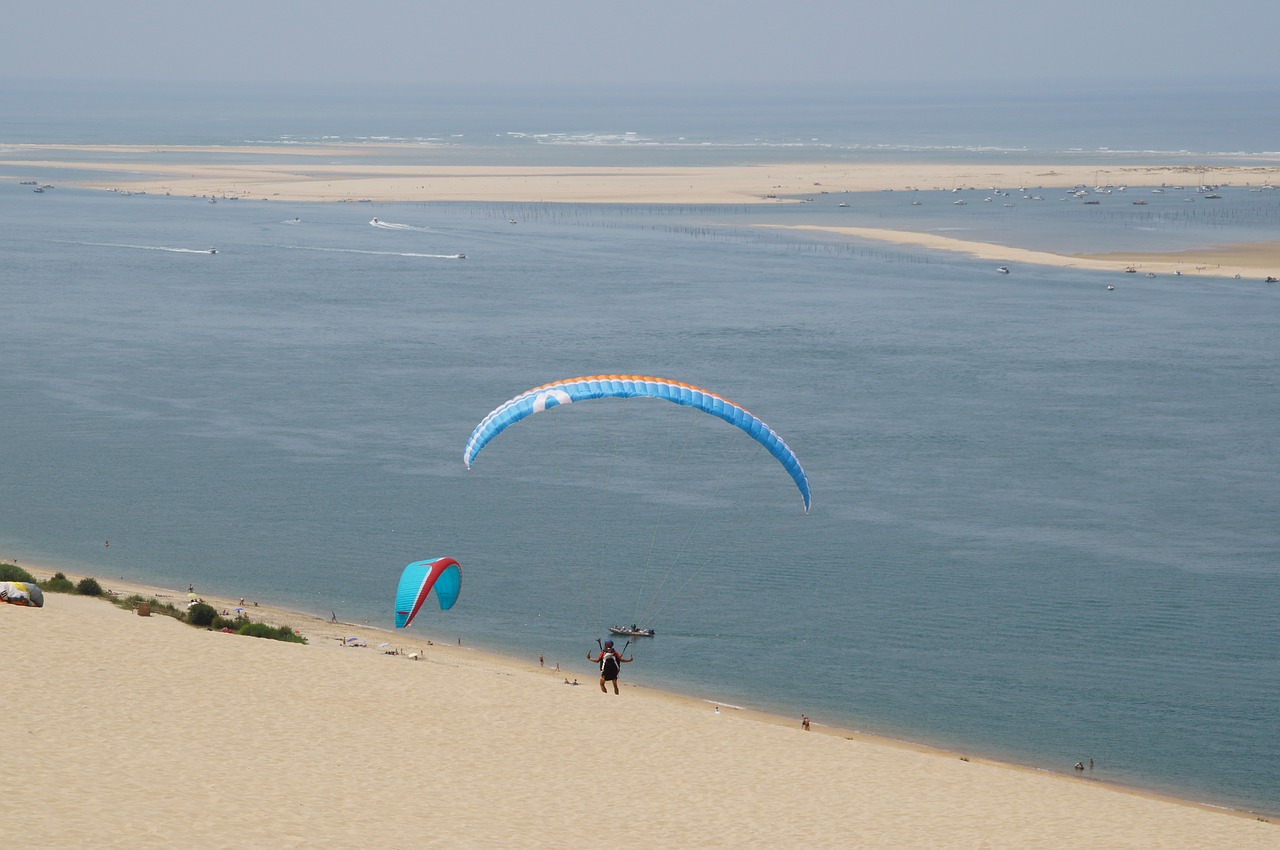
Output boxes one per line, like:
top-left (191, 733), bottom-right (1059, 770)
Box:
top-left (4, 0), bottom-right (1278, 88)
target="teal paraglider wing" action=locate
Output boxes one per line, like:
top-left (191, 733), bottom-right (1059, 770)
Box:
top-left (394, 558), bottom-right (462, 628)
top-left (463, 375), bottom-right (810, 512)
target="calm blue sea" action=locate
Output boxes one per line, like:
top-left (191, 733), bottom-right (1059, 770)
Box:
top-left (2, 81), bottom-right (1278, 815)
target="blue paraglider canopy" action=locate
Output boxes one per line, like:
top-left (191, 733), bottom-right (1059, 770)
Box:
top-left (394, 558), bottom-right (462, 628)
top-left (464, 375), bottom-right (811, 512)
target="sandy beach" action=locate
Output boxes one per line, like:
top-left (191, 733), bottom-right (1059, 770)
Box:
top-left (6, 144), bottom-right (1279, 280)
top-left (3, 567), bottom-right (1274, 849)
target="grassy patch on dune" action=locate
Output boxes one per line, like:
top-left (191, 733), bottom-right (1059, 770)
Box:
top-left (7, 564), bottom-right (307, 644)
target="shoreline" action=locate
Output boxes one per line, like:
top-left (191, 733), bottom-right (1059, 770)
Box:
top-left (11, 559), bottom-right (1277, 830)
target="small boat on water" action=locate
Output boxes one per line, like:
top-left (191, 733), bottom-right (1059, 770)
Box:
top-left (996, 266), bottom-right (1010, 274)
top-left (609, 625), bottom-right (655, 637)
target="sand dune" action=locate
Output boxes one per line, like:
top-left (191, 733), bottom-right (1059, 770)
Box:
top-left (3, 573), bottom-right (1274, 849)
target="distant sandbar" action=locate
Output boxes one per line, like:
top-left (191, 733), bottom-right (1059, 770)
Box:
top-left (764, 225), bottom-right (1280, 281)
top-left (6, 144), bottom-right (1278, 279)
top-left (4, 143), bottom-right (1279, 205)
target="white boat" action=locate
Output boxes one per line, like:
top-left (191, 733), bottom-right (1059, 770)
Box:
top-left (996, 266), bottom-right (1010, 274)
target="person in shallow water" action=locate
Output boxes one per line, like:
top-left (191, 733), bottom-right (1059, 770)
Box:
top-left (587, 639), bottom-right (632, 694)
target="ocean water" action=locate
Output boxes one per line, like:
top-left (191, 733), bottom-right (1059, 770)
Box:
top-left (2, 82), bottom-right (1278, 815)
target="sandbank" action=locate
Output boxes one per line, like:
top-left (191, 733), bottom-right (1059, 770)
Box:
top-left (765, 225), bottom-right (1280, 281)
top-left (3, 566), bottom-right (1275, 849)
top-left (8, 145), bottom-right (1279, 280)
top-left (3, 143), bottom-right (1279, 204)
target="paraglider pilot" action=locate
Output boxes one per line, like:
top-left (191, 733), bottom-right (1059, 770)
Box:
top-left (587, 639), bottom-right (632, 694)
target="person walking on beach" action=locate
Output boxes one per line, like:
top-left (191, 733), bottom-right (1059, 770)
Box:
top-left (587, 639), bottom-right (632, 694)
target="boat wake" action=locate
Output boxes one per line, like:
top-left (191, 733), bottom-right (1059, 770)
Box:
top-left (369, 218), bottom-right (431, 232)
top-left (282, 245), bottom-right (465, 260)
top-left (77, 241), bottom-right (217, 254)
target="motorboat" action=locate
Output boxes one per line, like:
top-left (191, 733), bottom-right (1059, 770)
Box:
top-left (996, 266), bottom-right (1010, 274)
top-left (609, 625), bottom-right (655, 637)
